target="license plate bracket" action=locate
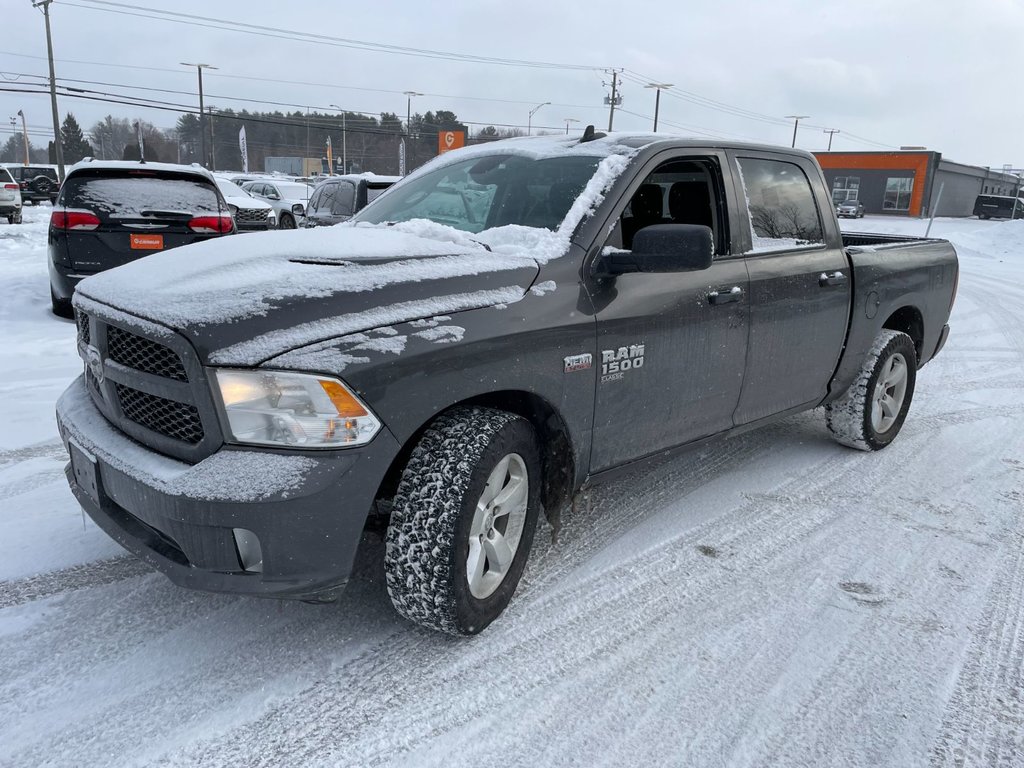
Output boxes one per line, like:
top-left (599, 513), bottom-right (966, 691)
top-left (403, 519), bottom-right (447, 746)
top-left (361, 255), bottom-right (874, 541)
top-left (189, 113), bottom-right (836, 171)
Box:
top-left (130, 233), bottom-right (164, 250)
top-left (68, 439), bottom-right (103, 507)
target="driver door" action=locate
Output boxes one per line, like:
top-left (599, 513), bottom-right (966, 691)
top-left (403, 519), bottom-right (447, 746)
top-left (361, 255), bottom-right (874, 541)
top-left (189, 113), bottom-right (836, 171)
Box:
top-left (587, 151), bottom-right (750, 472)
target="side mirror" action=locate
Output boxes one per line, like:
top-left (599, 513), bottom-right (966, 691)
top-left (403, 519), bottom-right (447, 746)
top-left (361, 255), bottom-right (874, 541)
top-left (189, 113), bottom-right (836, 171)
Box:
top-left (596, 224), bottom-right (714, 276)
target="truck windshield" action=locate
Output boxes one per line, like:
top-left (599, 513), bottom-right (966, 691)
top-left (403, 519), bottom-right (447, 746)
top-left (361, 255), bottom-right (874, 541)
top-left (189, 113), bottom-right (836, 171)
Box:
top-left (353, 153), bottom-right (602, 234)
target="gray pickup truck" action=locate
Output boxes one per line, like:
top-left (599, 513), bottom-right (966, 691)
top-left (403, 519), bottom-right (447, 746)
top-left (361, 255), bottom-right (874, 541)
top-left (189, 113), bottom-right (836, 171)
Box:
top-left (56, 129), bottom-right (958, 635)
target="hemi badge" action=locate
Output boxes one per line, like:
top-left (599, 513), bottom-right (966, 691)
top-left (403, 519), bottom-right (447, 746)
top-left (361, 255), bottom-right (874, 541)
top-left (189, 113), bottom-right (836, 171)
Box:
top-left (564, 353), bottom-right (593, 373)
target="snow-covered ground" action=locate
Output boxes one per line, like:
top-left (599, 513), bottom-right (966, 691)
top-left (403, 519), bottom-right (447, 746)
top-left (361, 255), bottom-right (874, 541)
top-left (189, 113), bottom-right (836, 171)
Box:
top-left (1, 208), bottom-right (1022, 767)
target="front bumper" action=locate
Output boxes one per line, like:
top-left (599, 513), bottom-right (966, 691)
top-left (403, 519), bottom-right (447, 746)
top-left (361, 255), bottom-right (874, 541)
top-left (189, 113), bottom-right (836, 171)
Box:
top-left (56, 376), bottom-right (401, 600)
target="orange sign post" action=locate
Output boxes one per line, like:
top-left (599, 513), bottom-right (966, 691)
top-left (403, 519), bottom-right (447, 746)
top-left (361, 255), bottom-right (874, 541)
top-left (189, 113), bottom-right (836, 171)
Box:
top-left (438, 130), bottom-right (465, 155)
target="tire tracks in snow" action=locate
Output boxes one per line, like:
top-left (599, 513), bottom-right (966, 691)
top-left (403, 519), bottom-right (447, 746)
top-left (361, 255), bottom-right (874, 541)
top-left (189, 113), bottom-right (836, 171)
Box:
top-left (0, 555), bottom-right (152, 609)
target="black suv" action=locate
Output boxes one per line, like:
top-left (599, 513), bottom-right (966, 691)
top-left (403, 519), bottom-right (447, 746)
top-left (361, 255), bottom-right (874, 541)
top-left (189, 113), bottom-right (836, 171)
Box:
top-left (48, 161), bottom-right (234, 317)
top-left (3, 164), bottom-right (60, 204)
top-left (303, 174), bottom-right (399, 227)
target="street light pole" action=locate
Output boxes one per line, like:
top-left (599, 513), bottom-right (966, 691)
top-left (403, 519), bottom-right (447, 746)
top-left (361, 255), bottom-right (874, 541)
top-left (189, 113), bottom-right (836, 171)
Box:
top-left (403, 90), bottom-right (422, 171)
top-left (644, 83), bottom-right (673, 132)
top-left (32, 0), bottom-right (65, 178)
top-left (17, 111), bottom-right (29, 164)
top-left (527, 102), bottom-right (550, 136)
top-left (181, 62), bottom-right (217, 168)
top-left (563, 118), bottom-right (580, 135)
top-left (785, 115), bottom-right (809, 148)
top-left (823, 128), bottom-right (840, 151)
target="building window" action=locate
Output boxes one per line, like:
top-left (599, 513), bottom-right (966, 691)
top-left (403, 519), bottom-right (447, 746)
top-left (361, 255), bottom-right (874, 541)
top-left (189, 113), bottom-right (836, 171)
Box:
top-left (883, 177), bottom-right (914, 211)
top-left (831, 175), bottom-right (860, 203)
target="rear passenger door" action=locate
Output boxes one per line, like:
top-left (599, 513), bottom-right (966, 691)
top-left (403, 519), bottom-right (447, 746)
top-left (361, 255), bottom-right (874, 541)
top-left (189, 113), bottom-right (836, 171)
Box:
top-left (729, 152), bottom-right (852, 424)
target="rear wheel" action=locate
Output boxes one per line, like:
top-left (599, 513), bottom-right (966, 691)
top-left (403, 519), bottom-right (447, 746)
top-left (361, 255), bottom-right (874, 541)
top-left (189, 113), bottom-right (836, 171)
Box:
top-left (385, 406), bottom-right (541, 635)
top-left (826, 330), bottom-right (917, 451)
top-left (279, 213), bottom-right (296, 229)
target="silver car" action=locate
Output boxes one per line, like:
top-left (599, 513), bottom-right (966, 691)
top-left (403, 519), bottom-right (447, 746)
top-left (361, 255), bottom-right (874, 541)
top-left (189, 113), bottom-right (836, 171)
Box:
top-left (0, 166), bottom-right (23, 224)
top-left (241, 179), bottom-right (313, 229)
top-left (216, 178), bottom-right (276, 231)
top-left (836, 200), bottom-right (865, 219)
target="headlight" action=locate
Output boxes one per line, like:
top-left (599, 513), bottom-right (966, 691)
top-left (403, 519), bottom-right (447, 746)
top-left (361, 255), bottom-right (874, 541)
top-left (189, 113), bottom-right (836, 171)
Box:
top-left (228, 203), bottom-right (239, 215)
top-left (212, 369), bottom-right (381, 448)
top-left (291, 203), bottom-right (305, 215)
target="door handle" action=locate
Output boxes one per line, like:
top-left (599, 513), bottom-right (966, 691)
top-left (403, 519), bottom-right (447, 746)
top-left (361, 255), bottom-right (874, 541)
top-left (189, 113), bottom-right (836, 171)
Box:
top-left (819, 271), bottom-right (848, 287)
top-left (708, 287), bottom-right (743, 305)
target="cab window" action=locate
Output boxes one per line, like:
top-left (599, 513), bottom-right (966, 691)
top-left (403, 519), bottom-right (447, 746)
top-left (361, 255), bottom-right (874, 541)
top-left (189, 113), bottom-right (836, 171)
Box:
top-left (608, 157), bottom-right (728, 256)
top-left (736, 157), bottom-right (824, 251)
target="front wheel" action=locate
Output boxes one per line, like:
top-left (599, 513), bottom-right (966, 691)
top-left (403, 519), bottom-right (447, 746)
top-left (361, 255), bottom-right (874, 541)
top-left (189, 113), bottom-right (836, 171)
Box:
top-left (278, 213), bottom-right (296, 229)
top-left (385, 406), bottom-right (542, 635)
top-left (826, 329), bottom-right (917, 451)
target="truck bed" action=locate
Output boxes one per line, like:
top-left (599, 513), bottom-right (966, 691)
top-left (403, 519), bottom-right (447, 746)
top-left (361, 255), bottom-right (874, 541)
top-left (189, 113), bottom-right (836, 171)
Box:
top-left (841, 232), bottom-right (946, 250)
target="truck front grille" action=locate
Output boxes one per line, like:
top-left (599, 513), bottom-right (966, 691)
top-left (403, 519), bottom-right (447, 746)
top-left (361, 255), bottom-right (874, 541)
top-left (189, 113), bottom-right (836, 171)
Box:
top-left (107, 326), bottom-right (189, 382)
top-left (235, 207), bottom-right (269, 224)
top-left (76, 307), bottom-right (220, 463)
top-left (75, 309), bottom-right (91, 346)
top-left (114, 384), bottom-right (205, 444)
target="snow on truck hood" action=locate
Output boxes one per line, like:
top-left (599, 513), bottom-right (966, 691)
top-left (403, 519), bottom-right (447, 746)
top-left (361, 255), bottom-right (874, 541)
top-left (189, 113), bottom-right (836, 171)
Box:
top-left (75, 223), bottom-right (541, 366)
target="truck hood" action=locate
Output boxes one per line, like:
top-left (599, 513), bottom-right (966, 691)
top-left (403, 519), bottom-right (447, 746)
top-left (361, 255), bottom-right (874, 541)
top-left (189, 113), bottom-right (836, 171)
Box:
top-left (75, 224), bottom-right (540, 366)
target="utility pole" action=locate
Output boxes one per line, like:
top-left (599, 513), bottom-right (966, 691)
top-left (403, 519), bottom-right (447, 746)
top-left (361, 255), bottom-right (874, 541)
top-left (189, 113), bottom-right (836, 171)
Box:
top-left (181, 63), bottom-right (216, 168)
top-left (823, 128), bottom-right (840, 151)
top-left (785, 115), bottom-right (809, 148)
top-left (528, 102), bottom-right (550, 136)
top-left (32, 0), bottom-right (65, 178)
top-left (404, 91), bottom-right (422, 170)
top-left (18, 110), bottom-right (30, 164)
top-left (644, 83), bottom-right (673, 132)
top-left (605, 70), bottom-right (621, 131)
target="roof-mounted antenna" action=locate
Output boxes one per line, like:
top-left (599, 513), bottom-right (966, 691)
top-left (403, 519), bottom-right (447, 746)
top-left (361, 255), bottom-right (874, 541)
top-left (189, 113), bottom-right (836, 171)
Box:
top-left (579, 124), bottom-right (607, 143)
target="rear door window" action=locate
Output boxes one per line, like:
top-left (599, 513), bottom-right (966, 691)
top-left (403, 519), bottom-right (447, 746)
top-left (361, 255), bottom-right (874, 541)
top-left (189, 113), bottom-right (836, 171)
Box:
top-left (735, 157), bottom-right (824, 251)
top-left (60, 172), bottom-right (222, 221)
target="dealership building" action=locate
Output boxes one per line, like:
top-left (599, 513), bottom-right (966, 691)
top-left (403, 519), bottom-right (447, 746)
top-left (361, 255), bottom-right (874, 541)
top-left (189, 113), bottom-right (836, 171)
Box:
top-left (813, 150), bottom-right (1021, 217)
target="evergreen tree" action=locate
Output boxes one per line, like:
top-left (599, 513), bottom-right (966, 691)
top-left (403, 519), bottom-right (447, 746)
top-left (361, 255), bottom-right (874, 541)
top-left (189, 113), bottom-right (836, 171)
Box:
top-left (60, 113), bottom-right (94, 163)
top-left (0, 135), bottom-right (31, 164)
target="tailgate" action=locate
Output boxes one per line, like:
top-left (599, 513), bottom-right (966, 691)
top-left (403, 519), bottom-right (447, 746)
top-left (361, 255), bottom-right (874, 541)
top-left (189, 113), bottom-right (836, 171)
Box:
top-left (67, 222), bottom-right (209, 271)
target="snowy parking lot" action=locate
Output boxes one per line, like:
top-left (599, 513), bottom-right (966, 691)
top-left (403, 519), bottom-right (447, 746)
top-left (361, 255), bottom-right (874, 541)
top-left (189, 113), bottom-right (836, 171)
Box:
top-left (1, 206), bottom-right (1022, 767)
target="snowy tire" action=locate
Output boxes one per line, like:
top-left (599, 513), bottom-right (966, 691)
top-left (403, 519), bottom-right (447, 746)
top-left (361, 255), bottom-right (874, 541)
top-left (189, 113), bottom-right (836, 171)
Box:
top-left (279, 213), bottom-right (296, 229)
top-left (385, 406), bottom-right (541, 636)
top-left (826, 330), bottom-right (917, 451)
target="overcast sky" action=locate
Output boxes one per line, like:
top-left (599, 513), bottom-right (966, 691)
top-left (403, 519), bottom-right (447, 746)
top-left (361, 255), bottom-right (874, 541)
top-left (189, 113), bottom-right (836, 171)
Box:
top-left (2, 0), bottom-right (1021, 169)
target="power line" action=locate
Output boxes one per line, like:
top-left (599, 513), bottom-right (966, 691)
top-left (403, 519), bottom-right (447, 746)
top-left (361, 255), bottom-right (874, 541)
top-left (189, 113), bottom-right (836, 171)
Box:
top-left (62, 0), bottom-right (602, 71)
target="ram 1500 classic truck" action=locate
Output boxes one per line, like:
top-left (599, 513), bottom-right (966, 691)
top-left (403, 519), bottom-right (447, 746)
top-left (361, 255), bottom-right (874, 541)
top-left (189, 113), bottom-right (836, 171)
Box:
top-left (56, 129), bottom-right (958, 636)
